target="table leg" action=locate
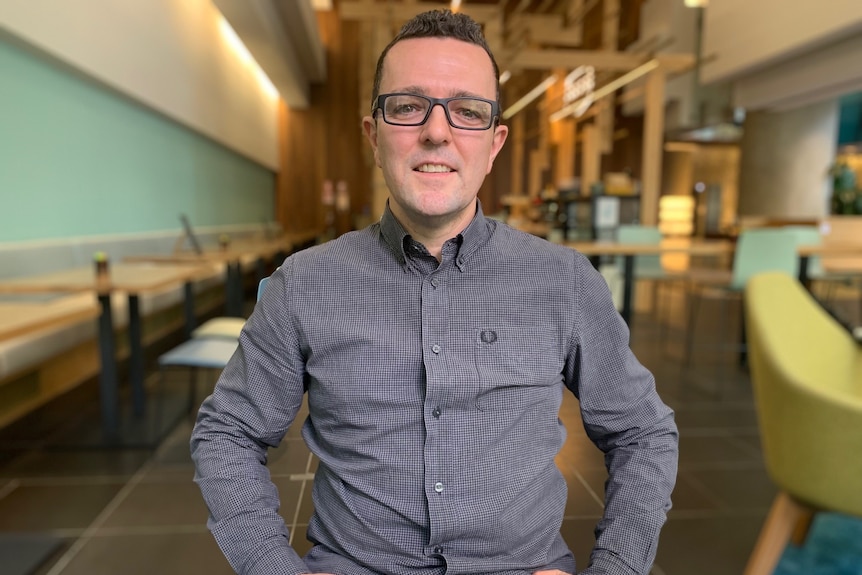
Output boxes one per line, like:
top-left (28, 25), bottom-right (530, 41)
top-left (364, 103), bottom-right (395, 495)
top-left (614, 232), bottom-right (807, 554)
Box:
top-left (224, 261), bottom-right (243, 317)
top-left (621, 254), bottom-right (635, 325)
top-left (97, 293), bottom-right (119, 434)
top-left (183, 282), bottom-right (195, 339)
top-left (129, 294), bottom-right (146, 416)
top-left (798, 256), bottom-right (811, 290)
top-left (231, 261), bottom-right (244, 316)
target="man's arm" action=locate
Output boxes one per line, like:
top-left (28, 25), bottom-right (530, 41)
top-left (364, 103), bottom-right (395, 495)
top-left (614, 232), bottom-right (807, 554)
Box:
top-left (191, 264), bottom-right (312, 575)
top-left (565, 253), bottom-right (679, 575)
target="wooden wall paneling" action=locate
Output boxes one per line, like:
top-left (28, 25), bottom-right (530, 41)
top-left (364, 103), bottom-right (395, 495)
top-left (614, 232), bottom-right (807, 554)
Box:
top-left (276, 10), bottom-right (372, 239)
top-left (581, 123), bottom-right (600, 193)
top-left (641, 68), bottom-right (666, 226)
top-left (509, 97), bottom-right (526, 199)
top-left (598, 0), bottom-right (619, 154)
top-left (555, 118), bottom-right (576, 189)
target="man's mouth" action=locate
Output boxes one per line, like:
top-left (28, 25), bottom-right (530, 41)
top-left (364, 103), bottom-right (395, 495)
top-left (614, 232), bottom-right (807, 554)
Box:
top-left (414, 164), bottom-right (454, 173)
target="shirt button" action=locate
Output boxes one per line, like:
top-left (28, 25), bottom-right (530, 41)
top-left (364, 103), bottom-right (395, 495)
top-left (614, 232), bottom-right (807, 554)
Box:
top-left (434, 482), bottom-right (444, 493)
top-left (434, 546), bottom-right (443, 554)
top-left (432, 407), bottom-right (441, 418)
top-left (430, 277), bottom-right (439, 288)
top-left (431, 344), bottom-right (441, 354)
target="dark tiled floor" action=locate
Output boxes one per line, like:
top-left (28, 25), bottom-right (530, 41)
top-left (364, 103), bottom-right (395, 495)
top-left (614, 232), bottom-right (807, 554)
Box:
top-left (0, 286), bottom-right (858, 575)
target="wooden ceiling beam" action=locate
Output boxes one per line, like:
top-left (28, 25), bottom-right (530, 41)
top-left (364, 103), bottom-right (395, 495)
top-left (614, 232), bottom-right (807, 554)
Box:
top-left (338, 1), bottom-right (500, 23)
top-left (512, 49), bottom-right (695, 73)
top-left (513, 49), bottom-right (643, 71)
top-left (520, 14), bottom-right (583, 46)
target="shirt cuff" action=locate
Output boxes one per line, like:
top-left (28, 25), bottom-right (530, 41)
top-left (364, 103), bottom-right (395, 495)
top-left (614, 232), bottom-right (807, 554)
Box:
top-left (247, 544), bottom-right (310, 575)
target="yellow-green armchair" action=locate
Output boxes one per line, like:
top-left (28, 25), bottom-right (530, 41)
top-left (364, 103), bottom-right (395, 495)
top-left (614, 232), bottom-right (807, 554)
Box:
top-left (743, 271), bottom-right (862, 574)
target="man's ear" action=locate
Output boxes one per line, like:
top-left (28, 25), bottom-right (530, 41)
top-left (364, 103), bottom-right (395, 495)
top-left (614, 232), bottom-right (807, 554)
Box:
top-left (362, 116), bottom-right (382, 168)
top-left (486, 123), bottom-right (509, 174)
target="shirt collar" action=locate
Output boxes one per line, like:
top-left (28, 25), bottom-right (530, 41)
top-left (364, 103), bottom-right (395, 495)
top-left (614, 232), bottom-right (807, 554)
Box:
top-left (379, 200), bottom-right (494, 271)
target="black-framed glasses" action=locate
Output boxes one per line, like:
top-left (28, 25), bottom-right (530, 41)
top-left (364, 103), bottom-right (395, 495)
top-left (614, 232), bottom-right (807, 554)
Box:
top-left (373, 93), bottom-right (499, 130)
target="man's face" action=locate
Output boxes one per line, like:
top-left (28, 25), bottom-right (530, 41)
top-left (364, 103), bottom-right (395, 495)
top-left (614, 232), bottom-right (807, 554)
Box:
top-left (362, 37), bottom-right (508, 229)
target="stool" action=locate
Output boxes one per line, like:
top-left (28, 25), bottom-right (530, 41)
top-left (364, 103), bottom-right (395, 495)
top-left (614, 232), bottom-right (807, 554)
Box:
top-left (157, 338), bottom-right (238, 414)
top-left (191, 317), bottom-right (246, 340)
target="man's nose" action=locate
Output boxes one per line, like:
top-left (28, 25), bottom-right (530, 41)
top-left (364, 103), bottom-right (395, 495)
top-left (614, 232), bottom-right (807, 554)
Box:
top-left (420, 103), bottom-right (453, 142)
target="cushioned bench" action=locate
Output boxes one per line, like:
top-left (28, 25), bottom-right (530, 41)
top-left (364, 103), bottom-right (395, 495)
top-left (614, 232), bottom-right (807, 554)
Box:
top-left (0, 223), bottom-right (290, 427)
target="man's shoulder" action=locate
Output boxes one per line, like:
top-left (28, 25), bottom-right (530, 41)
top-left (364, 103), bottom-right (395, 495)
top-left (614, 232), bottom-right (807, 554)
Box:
top-left (284, 224), bottom-right (388, 272)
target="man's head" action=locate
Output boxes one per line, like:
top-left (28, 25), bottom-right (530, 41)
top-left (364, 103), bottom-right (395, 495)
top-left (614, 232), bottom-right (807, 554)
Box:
top-left (370, 10), bottom-right (502, 109)
top-left (362, 10), bottom-right (508, 237)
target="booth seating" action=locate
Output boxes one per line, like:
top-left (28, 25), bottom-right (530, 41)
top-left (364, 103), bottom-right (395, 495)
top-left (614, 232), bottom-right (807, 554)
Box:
top-left (743, 271), bottom-right (862, 574)
top-left (0, 224), bottom-right (272, 427)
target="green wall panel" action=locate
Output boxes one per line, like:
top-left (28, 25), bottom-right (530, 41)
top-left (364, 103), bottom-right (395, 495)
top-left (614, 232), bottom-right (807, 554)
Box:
top-left (0, 36), bottom-right (275, 243)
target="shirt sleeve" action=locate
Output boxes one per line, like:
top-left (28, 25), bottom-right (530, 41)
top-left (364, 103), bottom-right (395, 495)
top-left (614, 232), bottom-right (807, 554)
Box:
top-left (190, 261), bottom-right (311, 575)
top-left (564, 251), bottom-right (679, 575)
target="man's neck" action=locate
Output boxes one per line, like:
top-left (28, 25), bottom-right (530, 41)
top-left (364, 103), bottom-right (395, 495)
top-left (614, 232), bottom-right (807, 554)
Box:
top-left (391, 203), bottom-right (476, 262)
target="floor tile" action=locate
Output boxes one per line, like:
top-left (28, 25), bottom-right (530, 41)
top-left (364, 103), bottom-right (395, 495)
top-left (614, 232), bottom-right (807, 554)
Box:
top-left (98, 478), bottom-right (211, 529)
top-left (653, 512), bottom-right (767, 575)
top-left (677, 435), bottom-right (762, 468)
top-left (0, 449), bottom-right (150, 479)
top-left (681, 467), bottom-right (776, 511)
top-left (0, 482), bottom-right (123, 531)
top-left (38, 532), bottom-right (235, 575)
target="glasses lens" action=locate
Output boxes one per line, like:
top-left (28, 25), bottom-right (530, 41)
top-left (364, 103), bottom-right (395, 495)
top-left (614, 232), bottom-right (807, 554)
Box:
top-left (446, 98), bottom-right (493, 129)
top-left (383, 95), bottom-right (430, 125)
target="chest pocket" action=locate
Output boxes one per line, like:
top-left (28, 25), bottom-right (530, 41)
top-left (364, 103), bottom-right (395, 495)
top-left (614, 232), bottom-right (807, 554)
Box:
top-left (472, 325), bottom-right (561, 411)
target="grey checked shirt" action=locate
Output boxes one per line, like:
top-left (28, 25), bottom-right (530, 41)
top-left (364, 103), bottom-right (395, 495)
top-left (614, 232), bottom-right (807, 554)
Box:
top-left (191, 203), bottom-right (678, 575)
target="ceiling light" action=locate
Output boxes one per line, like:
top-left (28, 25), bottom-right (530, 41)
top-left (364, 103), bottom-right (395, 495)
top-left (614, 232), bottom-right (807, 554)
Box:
top-left (502, 75), bottom-right (558, 120)
top-left (550, 59), bottom-right (659, 122)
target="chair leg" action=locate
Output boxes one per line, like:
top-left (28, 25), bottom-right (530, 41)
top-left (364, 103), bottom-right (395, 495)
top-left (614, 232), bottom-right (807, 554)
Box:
top-left (187, 366), bottom-right (198, 413)
top-left (154, 366), bottom-right (166, 435)
top-left (744, 492), bottom-right (814, 575)
top-left (684, 288), bottom-right (701, 367)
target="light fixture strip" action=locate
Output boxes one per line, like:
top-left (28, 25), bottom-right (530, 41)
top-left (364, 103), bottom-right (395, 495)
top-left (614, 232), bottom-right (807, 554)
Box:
top-left (502, 75), bottom-right (558, 120)
top-left (549, 59), bottom-right (659, 122)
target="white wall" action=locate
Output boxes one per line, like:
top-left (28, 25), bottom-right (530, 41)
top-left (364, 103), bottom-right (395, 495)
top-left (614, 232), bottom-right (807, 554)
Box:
top-left (734, 32), bottom-right (862, 112)
top-left (701, 0), bottom-right (862, 86)
top-left (0, 0), bottom-right (279, 170)
top-left (738, 100), bottom-right (839, 219)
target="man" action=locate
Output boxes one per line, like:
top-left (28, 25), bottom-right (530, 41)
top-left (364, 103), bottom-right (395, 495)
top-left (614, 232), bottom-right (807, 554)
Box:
top-left (191, 10), bottom-right (677, 575)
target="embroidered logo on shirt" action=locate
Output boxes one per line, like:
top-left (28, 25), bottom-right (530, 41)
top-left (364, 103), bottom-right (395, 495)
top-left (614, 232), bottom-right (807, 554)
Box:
top-left (480, 329), bottom-right (498, 344)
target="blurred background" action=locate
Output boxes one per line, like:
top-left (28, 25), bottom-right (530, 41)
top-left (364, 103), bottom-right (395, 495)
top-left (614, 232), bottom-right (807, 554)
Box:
top-left (1, 1), bottom-right (861, 574)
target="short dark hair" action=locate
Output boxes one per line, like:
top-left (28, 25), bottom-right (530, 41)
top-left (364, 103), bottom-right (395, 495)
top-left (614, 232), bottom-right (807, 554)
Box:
top-left (370, 10), bottom-right (501, 110)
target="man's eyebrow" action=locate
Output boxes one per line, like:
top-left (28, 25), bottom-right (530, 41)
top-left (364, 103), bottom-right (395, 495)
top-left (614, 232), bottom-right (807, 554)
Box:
top-left (391, 86), bottom-right (488, 99)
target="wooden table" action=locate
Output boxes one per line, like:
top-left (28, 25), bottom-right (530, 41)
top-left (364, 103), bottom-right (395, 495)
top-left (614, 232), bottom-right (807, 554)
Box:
top-left (127, 237), bottom-right (296, 316)
top-left (566, 239), bottom-right (735, 324)
top-left (0, 263), bottom-right (210, 435)
top-left (797, 243), bottom-right (862, 285)
top-left (797, 243), bottom-right (862, 341)
top-left (0, 297), bottom-right (99, 342)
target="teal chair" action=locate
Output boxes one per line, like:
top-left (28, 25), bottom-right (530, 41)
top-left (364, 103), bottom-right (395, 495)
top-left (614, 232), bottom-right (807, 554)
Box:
top-left (684, 228), bottom-right (800, 367)
top-left (615, 224), bottom-right (685, 333)
top-left (743, 272), bottom-right (862, 574)
top-left (157, 275), bottom-right (271, 414)
top-left (189, 273), bottom-right (273, 340)
top-left (783, 224), bottom-right (859, 307)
